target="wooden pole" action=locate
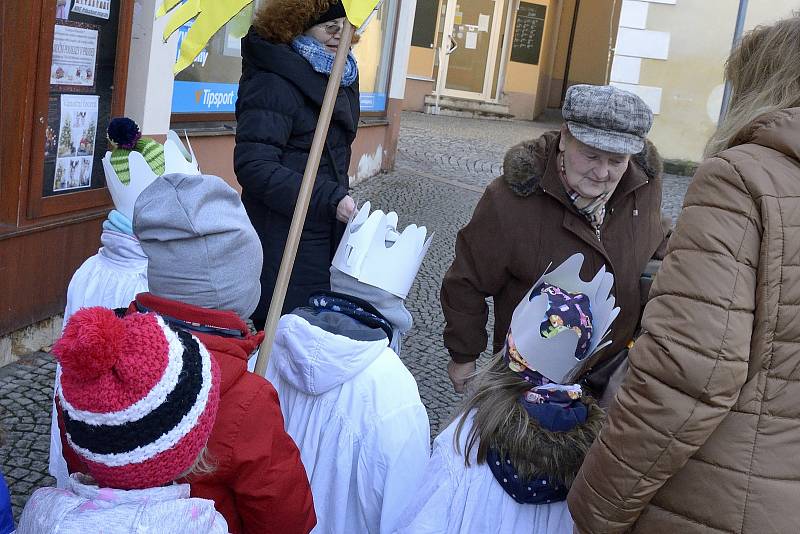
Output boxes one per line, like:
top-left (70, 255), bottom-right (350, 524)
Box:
top-left (255, 21), bottom-right (356, 376)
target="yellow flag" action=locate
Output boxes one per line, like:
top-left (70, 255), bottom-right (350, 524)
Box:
top-left (342, 0), bottom-right (382, 28)
top-left (158, 0), bottom-right (252, 74)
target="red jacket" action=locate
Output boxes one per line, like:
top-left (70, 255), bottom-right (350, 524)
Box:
top-left (61, 293), bottom-right (316, 534)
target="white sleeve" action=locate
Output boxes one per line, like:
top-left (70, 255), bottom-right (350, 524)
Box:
top-left (357, 404), bottom-right (432, 534)
top-left (48, 365), bottom-right (70, 489)
top-left (391, 433), bottom-right (460, 534)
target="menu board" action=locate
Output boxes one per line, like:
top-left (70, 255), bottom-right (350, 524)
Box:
top-left (43, 1), bottom-right (123, 197)
top-left (411, 0), bottom-right (439, 49)
top-left (510, 2), bottom-right (546, 65)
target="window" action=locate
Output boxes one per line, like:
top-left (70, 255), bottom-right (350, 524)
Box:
top-left (170, 0), bottom-right (398, 118)
top-left (171, 6), bottom-right (252, 115)
top-left (352, 0), bottom-right (398, 113)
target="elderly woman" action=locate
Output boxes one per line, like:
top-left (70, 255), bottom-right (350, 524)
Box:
top-left (568, 16), bottom-right (800, 534)
top-left (235, 0), bottom-right (359, 328)
top-left (442, 84), bottom-right (667, 394)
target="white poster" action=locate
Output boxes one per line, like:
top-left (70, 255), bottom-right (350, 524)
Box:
top-left (72, 0), bottom-right (112, 20)
top-left (56, 0), bottom-right (73, 20)
top-left (51, 24), bottom-right (98, 87)
top-left (465, 31), bottom-right (478, 50)
top-left (54, 95), bottom-right (99, 192)
top-left (478, 14), bottom-right (490, 32)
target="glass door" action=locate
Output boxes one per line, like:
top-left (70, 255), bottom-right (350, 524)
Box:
top-left (437, 0), bottom-right (505, 100)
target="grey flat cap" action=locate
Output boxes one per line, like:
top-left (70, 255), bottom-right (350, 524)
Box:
top-left (562, 84), bottom-right (654, 155)
top-left (133, 173), bottom-right (263, 320)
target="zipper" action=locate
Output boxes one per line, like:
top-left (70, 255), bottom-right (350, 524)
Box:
top-left (595, 225), bottom-right (601, 241)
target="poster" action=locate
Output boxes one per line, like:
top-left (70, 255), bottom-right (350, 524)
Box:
top-left (51, 24), bottom-right (98, 87)
top-left (465, 31), bottom-right (478, 50)
top-left (478, 14), bottom-right (490, 32)
top-left (72, 0), bottom-right (112, 20)
top-left (56, 0), bottom-right (73, 20)
top-left (54, 95), bottom-right (99, 192)
top-left (44, 97), bottom-right (60, 163)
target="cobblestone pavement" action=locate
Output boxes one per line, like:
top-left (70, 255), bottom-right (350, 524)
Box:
top-left (0, 352), bottom-right (56, 521)
top-left (0, 111), bottom-right (692, 520)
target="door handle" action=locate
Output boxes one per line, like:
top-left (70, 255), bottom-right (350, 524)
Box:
top-left (446, 35), bottom-right (458, 55)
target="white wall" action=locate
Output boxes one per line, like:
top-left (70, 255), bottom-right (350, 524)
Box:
top-left (125, 0), bottom-right (179, 135)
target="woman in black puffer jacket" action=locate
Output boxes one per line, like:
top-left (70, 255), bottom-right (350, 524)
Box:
top-left (235, 0), bottom-right (359, 327)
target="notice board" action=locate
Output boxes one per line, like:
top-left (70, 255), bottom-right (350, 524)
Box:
top-left (411, 0), bottom-right (439, 48)
top-left (43, 1), bottom-right (126, 198)
top-left (510, 2), bottom-right (546, 65)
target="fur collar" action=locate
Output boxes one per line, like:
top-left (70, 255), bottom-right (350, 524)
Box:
top-left (502, 131), bottom-right (663, 198)
top-left (489, 397), bottom-right (605, 489)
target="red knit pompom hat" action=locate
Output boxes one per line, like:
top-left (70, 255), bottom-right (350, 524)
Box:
top-left (53, 307), bottom-right (221, 490)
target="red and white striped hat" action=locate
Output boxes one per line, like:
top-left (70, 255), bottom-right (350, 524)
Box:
top-left (53, 307), bottom-right (220, 490)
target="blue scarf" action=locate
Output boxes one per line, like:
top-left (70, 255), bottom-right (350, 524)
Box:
top-left (291, 35), bottom-right (358, 87)
top-left (309, 292), bottom-right (393, 342)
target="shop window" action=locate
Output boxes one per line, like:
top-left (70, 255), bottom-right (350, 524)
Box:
top-left (171, 5), bottom-right (253, 118)
top-left (353, 0), bottom-right (398, 114)
top-left (170, 0), bottom-right (397, 121)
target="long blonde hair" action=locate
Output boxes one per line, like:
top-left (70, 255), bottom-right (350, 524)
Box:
top-left (705, 14), bottom-right (800, 158)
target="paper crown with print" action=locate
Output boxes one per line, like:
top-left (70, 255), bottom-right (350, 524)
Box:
top-left (509, 253), bottom-right (620, 384)
top-left (102, 118), bottom-right (201, 220)
top-left (332, 201), bottom-right (434, 299)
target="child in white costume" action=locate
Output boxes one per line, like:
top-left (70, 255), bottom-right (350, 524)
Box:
top-left (265, 202), bottom-right (433, 534)
top-left (49, 118), bottom-right (201, 488)
top-left (394, 254), bottom-right (617, 534)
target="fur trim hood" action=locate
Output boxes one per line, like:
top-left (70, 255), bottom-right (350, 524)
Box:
top-left (502, 130), bottom-right (663, 197)
top-left (489, 397), bottom-right (605, 489)
top-left (254, 0), bottom-right (340, 44)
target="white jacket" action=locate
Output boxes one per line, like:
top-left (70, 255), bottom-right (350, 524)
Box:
top-left (266, 313), bottom-right (430, 534)
top-left (51, 229), bottom-right (149, 488)
top-left (17, 474), bottom-right (228, 533)
top-left (63, 229), bottom-right (148, 324)
top-left (393, 413), bottom-right (573, 534)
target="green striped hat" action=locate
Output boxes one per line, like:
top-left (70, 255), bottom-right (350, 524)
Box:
top-left (107, 118), bottom-right (166, 185)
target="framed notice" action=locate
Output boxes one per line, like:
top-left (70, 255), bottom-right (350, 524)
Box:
top-left (50, 22), bottom-right (99, 89)
top-left (38, 2), bottom-right (129, 201)
top-left (510, 2), bottom-right (546, 65)
top-left (19, 0), bottom-right (136, 220)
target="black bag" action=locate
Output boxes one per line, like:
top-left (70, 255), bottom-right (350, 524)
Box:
top-left (578, 258), bottom-right (663, 404)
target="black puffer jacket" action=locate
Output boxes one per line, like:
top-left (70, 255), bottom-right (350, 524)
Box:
top-left (235, 27), bottom-right (360, 321)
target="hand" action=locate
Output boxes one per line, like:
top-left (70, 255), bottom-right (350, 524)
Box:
top-left (336, 195), bottom-right (356, 223)
top-left (448, 359), bottom-right (477, 393)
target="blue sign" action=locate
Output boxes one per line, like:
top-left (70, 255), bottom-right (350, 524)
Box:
top-left (172, 84), bottom-right (386, 115)
top-left (360, 92), bottom-right (387, 113)
top-left (172, 81), bottom-right (239, 113)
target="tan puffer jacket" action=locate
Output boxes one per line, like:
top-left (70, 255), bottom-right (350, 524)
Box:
top-left (567, 108), bottom-right (800, 534)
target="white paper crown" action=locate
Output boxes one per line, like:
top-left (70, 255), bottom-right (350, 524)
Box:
top-left (332, 201), bottom-right (434, 299)
top-left (509, 253), bottom-right (620, 383)
top-left (102, 130), bottom-right (201, 220)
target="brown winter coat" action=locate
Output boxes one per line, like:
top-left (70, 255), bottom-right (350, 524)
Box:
top-left (441, 131), bottom-right (666, 376)
top-left (568, 108), bottom-right (800, 533)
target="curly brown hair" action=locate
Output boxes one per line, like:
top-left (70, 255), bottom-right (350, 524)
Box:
top-left (253, 0), bottom-right (341, 44)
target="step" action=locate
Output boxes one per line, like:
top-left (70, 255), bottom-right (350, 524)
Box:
top-left (423, 95), bottom-right (513, 120)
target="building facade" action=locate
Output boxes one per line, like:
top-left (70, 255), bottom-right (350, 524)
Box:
top-left (0, 0), bottom-right (415, 363)
top-left (404, 0), bottom-right (624, 119)
top-left (610, 0), bottom-right (798, 162)
top-left (406, 0), bottom-right (799, 162)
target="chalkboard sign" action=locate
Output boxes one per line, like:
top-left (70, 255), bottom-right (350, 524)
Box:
top-left (510, 2), bottom-right (546, 65)
top-left (411, 0), bottom-right (439, 49)
top-left (42, 1), bottom-right (125, 197)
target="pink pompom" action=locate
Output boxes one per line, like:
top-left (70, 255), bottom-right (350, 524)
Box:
top-left (54, 307), bottom-right (125, 380)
